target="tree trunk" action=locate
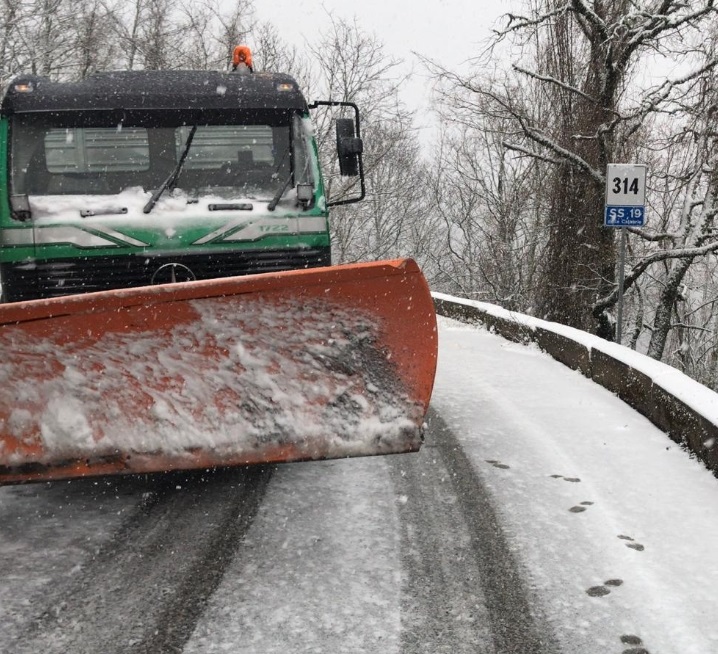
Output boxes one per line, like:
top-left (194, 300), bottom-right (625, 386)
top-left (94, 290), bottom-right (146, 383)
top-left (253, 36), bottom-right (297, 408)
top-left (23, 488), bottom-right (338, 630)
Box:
top-left (647, 256), bottom-right (695, 359)
top-left (540, 162), bottom-right (615, 333)
top-left (535, 3), bottom-right (617, 335)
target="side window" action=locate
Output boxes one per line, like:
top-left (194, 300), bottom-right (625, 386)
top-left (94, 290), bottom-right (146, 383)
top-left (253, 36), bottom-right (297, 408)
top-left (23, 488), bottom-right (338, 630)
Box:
top-left (45, 128), bottom-right (150, 173)
top-left (292, 114), bottom-right (314, 186)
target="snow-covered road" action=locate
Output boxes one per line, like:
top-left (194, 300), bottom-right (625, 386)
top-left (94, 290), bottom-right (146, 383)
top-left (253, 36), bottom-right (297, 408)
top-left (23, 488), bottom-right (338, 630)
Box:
top-left (2, 316), bottom-right (718, 653)
top-left (433, 318), bottom-right (718, 654)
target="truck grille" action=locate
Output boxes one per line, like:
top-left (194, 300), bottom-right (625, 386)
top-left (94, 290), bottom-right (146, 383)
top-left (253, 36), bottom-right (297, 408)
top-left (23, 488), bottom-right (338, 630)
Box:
top-left (1, 248), bottom-right (331, 302)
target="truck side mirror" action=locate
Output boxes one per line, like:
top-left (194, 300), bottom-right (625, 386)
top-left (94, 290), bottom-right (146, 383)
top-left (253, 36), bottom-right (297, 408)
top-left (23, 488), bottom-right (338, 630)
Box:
top-left (309, 100), bottom-right (366, 206)
top-left (336, 118), bottom-right (363, 177)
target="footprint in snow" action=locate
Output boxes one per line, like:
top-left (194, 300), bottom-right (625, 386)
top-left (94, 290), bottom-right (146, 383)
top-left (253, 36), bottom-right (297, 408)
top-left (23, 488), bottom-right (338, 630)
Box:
top-left (618, 534), bottom-right (646, 552)
top-left (485, 460), bottom-right (510, 470)
top-left (586, 585), bottom-right (610, 597)
top-left (586, 578), bottom-right (623, 597)
top-left (621, 634), bottom-right (651, 654)
top-left (550, 474), bottom-right (581, 482)
top-left (569, 501), bottom-right (594, 513)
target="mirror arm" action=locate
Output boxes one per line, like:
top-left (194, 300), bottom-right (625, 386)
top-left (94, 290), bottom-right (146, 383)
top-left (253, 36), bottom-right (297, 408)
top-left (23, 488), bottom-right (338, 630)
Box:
top-left (308, 100), bottom-right (365, 207)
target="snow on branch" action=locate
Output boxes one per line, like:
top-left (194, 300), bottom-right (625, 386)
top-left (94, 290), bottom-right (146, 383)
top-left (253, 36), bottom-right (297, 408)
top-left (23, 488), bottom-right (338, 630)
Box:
top-left (621, 1), bottom-right (717, 64)
top-left (502, 141), bottom-right (563, 166)
top-left (627, 227), bottom-right (679, 243)
top-left (570, 0), bottom-right (610, 41)
top-left (516, 121), bottom-right (604, 185)
top-left (631, 241), bottom-right (718, 275)
top-left (593, 239), bottom-right (718, 313)
top-left (512, 64), bottom-right (607, 107)
top-left (625, 58), bottom-right (718, 123)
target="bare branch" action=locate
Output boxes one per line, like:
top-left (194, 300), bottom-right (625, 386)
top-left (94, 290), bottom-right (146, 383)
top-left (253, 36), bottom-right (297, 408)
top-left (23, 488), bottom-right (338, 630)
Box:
top-left (502, 141), bottom-right (563, 166)
top-left (627, 227), bottom-right (679, 242)
top-left (512, 64), bottom-right (605, 107)
top-left (518, 122), bottom-right (604, 185)
top-left (494, 3), bottom-right (572, 38)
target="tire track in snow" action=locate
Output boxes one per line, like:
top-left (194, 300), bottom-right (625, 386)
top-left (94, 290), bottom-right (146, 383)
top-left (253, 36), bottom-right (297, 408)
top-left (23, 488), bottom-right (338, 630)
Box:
top-left (6, 466), bottom-right (272, 654)
top-left (390, 407), bottom-right (558, 654)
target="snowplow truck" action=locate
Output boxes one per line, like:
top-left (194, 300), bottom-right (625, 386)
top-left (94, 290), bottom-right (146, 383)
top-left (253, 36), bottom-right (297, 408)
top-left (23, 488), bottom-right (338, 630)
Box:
top-left (0, 55), bottom-right (438, 484)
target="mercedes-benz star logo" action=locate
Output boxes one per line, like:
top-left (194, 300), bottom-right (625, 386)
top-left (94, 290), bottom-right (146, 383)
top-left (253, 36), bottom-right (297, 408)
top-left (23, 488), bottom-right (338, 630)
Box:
top-left (151, 263), bottom-right (197, 285)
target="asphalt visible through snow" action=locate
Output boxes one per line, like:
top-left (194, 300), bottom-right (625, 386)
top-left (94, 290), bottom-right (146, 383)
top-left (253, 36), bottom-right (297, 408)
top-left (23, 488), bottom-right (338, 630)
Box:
top-left (0, 408), bottom-right (555, 654)
top-left (391, 408), bottom-right (558, 654)
top-left (1, 467), bottom-right (273, 654)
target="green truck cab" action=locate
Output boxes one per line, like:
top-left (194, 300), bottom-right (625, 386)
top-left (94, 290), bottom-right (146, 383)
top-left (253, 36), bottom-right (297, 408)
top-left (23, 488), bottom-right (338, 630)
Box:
top-left (0, 67), bottom-right (363, 301)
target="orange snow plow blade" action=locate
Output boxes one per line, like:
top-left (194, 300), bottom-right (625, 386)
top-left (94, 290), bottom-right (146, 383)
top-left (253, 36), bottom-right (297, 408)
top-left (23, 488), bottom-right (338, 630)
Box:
top-left (0, 259), bottom-right (437, 484)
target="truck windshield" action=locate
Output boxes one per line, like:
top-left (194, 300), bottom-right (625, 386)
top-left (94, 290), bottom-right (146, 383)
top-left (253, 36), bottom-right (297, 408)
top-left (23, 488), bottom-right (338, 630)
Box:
top-left (10, 110), bottom-right (314, 204)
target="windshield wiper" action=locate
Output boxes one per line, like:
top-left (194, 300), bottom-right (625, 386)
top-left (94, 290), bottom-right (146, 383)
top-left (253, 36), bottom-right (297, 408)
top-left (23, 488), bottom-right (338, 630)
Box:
top-left (267, 173), bottom-right (293, 211)
top-left (266, 147), bottom-right (293, 212)
top-left (143, 125), bottom-right (198, 214)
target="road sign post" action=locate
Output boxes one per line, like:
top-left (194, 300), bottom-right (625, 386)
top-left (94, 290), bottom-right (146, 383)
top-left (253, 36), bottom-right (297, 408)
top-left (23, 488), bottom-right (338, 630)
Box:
top-left (604, 163), bottom-right (647, 344)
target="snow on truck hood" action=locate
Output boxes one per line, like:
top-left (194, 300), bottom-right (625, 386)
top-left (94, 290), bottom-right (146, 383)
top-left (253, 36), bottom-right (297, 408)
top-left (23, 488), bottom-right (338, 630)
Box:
top-left (28, 187), bottom-right (310, 224)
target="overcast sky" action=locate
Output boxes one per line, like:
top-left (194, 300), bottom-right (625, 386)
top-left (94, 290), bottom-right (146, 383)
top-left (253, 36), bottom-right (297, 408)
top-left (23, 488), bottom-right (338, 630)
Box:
top-left (254, 0), bottom-right (512, 136)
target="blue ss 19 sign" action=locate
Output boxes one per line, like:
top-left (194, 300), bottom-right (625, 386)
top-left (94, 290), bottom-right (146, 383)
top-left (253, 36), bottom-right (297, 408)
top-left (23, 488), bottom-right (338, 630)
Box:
top-left (604, 205), bottom-right (645, 227)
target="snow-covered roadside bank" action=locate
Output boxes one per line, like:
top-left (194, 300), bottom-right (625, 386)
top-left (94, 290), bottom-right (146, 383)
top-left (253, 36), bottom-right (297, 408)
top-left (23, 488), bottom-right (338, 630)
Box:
top-left (434, 293), bottom-right (718, 474)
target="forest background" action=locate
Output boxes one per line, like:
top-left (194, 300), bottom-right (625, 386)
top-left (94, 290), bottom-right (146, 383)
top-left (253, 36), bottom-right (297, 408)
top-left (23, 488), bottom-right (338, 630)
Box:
top-left (3, 0), bottom-right (718, 390)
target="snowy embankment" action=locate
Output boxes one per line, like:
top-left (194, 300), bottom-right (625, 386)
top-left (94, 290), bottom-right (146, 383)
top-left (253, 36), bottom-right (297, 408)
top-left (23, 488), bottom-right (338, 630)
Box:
top-left (433, 293), bottom-right (718, 473)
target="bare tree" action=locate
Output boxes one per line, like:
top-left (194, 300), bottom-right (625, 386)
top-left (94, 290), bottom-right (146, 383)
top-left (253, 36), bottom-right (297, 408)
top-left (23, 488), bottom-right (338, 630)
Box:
top-left (10, 0), bottom-right (79, 78)
top-left (302, 16), bottom-right (432, 269)
top-left (106, 0), bottom-right (144, 70)
top-left (577, 40), bottom-right (718, 368)
top-left (73, 0), bottom-right (118, 78)
top-left (0, 0), bottom-right (22, 87)
top-left (431, 0), bottom-right (718, 337)
top-left (174, 0), bottom-right (215, 70)
top-left (213, 0), bottom-right (254, 71)
top-left (138, 0), bottom-right (177, 70)
top-left (427, 78), bottom-right (550, 307)
top-left (251, 21), bottom-right (313, 96)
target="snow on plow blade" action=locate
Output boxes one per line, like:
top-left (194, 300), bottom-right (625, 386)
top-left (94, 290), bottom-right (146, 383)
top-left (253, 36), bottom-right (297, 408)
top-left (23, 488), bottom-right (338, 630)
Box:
top-left (0, 259), bottom-right (437, 484)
